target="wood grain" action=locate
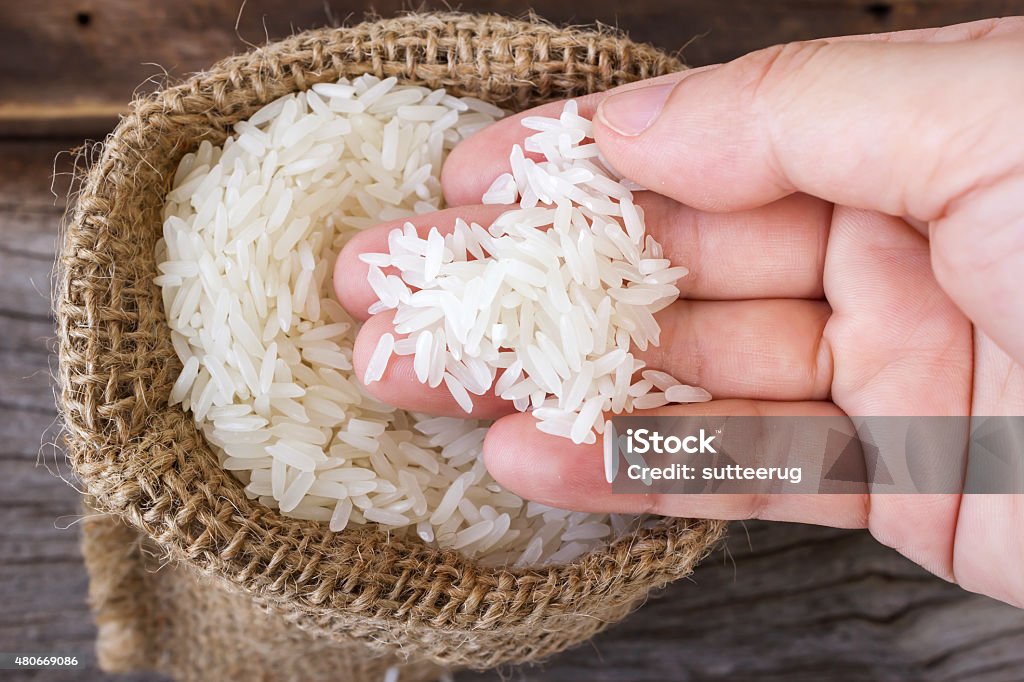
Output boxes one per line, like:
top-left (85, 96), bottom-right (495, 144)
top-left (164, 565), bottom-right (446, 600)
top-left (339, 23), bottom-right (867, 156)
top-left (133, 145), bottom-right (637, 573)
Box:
top-left (3, 0), bottom-right (1024, 136)
top-left (4, 137), bottom-right (1024, 681)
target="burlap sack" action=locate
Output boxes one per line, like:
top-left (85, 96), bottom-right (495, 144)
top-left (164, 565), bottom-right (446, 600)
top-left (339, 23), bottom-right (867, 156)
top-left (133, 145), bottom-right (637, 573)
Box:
top-left (58, 12), bottom-right (727, 681)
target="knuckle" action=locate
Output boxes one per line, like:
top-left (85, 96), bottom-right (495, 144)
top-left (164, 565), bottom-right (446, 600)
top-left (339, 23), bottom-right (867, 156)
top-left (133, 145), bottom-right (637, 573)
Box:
top-left (729, 41), bottom-right (833, 187)
top-left (734, 41), bottom-right (830, 108)
top-left (743, 493), bottom-right (770, 521)
top-left (961, 16), bottom-right (1011, 40)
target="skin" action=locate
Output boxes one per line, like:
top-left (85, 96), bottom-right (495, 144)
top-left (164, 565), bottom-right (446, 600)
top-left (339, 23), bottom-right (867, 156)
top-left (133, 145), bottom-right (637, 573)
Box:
top-left (335, 17), bottom-right (1024, 606)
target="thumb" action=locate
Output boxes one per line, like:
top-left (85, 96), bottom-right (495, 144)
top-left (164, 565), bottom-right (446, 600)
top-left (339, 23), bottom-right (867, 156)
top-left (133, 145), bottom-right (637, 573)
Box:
top-left (593, 32), bottom-right (1024, 360)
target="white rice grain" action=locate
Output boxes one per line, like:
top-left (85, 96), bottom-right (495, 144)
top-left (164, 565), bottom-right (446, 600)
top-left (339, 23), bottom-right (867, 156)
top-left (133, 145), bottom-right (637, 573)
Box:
top-left (364, 332), bottom-right (395, 384)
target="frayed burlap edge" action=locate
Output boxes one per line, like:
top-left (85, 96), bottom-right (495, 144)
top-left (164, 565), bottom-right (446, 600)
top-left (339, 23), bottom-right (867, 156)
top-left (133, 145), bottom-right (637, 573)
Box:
top-left (58, 11), bottom-right (727, 673)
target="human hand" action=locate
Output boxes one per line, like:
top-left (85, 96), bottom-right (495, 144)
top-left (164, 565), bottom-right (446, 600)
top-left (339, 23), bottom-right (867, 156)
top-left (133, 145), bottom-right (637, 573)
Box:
top-left (335, 18), bottom-right (1024, 606)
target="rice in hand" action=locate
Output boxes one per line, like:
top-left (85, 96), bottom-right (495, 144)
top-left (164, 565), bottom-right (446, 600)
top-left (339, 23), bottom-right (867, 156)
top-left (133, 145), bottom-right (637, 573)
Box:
top-left (362, 100), bottom-right (711, 445)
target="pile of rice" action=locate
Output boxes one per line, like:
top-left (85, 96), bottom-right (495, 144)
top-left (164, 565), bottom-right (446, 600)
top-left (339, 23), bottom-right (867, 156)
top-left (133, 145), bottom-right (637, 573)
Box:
top-left (362, 100), bottom-right (710, 446)
top-left (155, 75), bottom-right (643, 567)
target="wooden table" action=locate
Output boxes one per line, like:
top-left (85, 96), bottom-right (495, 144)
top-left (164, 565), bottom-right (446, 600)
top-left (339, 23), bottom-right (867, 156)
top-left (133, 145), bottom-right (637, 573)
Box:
top-left (3, 2), bottom-right (1024, 680)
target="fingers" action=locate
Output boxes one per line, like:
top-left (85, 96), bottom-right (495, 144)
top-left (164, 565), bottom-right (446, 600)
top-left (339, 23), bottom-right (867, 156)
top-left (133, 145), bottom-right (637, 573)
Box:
top-left (355, 294), bottom-right (833, 411)
top-left (635, 192), bottom-right (830, 300)
top-left (335, 192), bottom-right (831, 316)
top-left (351, 311), bottom-right (515, 419)
top-left (591, 35), bottom-right (1024, 219)
top-left (641, 298), bottom-right (833, 401)
top-left (483, 400), bottom-right (871, 528)
top-left (588, 32), bottom-right (1024, 363)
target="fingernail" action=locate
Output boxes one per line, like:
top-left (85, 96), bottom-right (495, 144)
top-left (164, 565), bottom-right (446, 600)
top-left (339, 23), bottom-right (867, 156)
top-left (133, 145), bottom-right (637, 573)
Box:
top-left (596, 83), bottom-right (674, 136)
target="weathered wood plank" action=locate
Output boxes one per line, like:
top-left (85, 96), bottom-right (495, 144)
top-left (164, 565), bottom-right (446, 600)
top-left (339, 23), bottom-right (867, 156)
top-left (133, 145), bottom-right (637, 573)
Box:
top-left (0, 407), bottom-right (59, 461)
top-left (3, 0), bottom-right (1023, 136)
top-left (0, 140), bottom-right (79, 207)
top-left (0, 139), bottom-right (92, 677)
top-left (0, 142), bottom-right (69, 380)
top-left (0, 210), bottom-right (62, 261)
top-left (460, 524), bottom-right (1024, 681)
top-left (0, 249), bottom-right (54, 321)
top-left (0, 459), bottom-right (154, 682)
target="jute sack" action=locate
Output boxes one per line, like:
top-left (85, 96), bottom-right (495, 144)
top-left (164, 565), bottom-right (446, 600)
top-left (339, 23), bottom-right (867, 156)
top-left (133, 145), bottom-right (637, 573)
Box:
top-left (58, 12), bottom-right (727, 681)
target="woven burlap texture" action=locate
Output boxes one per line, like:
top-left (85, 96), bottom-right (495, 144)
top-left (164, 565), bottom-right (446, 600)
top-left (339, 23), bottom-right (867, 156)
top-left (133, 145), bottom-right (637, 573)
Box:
top-left (58, 11), bottom-right (727, 678)
top-left (80, 505), bottom-right (445, 681)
